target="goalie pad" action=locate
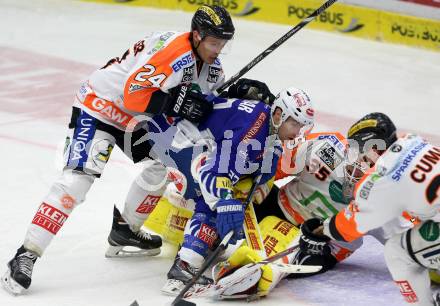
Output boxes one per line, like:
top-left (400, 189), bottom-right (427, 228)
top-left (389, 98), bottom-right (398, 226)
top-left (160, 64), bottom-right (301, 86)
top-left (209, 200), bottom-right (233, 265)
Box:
top-left (143, 175), bottom-right (272, 245)
top-left (212, 216), bottom-right (301, 299)
top-left (143, 187), bottom-right (194, 245)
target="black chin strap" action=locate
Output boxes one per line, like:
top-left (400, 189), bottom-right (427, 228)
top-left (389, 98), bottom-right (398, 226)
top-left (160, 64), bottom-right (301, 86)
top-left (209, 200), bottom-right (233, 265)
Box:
top-left (189, 32), bottom-right (202, 60)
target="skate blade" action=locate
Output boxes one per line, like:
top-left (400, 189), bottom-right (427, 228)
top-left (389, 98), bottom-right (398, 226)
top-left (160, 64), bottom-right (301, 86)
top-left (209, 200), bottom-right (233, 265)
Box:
top-left (215, 291), bottom-right (267, 301)
top-left (105, 245), bottom-right (161, 258)
top-left (1, 270), bottom-right (25, 296)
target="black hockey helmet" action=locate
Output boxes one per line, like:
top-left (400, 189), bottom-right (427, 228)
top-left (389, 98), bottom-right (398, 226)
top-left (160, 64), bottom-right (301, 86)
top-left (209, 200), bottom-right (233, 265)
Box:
top-left (191, 5), bottom-right (235, 40)
top-left (342, 112), bottom-right (397, 202)
top-left (347, 112), bottom-right (397, 152)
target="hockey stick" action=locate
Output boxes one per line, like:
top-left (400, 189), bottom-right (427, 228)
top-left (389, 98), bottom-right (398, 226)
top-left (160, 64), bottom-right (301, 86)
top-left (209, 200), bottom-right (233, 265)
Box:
top-left (211, 0), bottom-right (338, 96)
top-left (171, 176), bottom-right (262, 306)
top-left (242, 175), bottom-right (266, 258)
top-left (243, 201), bottom-right (266, 258)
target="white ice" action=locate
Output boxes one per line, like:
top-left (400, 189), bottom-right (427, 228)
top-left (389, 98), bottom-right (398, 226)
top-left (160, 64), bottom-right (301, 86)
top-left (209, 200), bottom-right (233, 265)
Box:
top-left (0, 1), bottom-right (439, 305)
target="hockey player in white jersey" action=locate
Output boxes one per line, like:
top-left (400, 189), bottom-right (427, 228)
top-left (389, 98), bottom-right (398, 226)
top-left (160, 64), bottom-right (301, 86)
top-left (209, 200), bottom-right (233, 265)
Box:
top-left (299, 112), bottom-right (440, 305)
top-left (209, 132), bottom-right (366, 300)
top-left (253, 132), bottom-right (363, 274)
top-left (210, 113), bottom-right (415, 300)
top-left (1, 5), bottom-right (274, 296)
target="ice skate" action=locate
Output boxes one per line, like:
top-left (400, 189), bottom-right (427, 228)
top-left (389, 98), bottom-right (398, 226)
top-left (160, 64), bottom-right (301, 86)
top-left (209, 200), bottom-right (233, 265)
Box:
top-left (161, 255), bottom-right (213, 296)
top-left (1, 246), bottom-right (38, 295)
top-left (105, 206), bottom-right (162, 258)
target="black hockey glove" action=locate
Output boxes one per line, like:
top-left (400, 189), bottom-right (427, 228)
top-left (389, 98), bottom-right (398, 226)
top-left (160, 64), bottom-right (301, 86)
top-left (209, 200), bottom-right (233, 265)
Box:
top-left (227, 78), bottom-right (275, 104)
top-left (164, 85), bottom-right (213, 123)
top-left (299, 218), bottom-right (331, 256)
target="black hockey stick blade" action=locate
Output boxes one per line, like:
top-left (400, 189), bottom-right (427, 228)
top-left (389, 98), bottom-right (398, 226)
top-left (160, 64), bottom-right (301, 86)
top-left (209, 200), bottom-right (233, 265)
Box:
top-left (174, 298), bottom-right (196, 306)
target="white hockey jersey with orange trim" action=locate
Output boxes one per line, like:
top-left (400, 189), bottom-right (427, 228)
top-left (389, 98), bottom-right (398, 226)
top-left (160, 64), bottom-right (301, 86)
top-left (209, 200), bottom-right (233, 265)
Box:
top-left (73, 31), bottom-right (225, 130)
top-left (324, 134), bottom-right (440, 243)
top-left (275, 132), bottom-right (349, 225)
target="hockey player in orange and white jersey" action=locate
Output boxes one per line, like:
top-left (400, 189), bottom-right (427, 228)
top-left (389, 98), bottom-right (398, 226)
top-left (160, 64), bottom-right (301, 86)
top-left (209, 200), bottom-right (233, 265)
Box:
top-left (299, 112), bottom-right (440, 306)
top-left (255, 131), bottom-right (364, 273)
top-left (253, 129), bottom-right (411, 275)
top-left (210, 132), bottom-right (367, 299)
top-left (212, 114), bottom-right (415, 300)
top-left (1, 5), bottom-right (275, 296)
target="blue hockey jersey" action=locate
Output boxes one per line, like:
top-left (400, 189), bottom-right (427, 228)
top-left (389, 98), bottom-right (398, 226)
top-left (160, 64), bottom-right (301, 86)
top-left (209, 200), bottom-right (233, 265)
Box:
top-left (146, 97), bottom-right (280, 209)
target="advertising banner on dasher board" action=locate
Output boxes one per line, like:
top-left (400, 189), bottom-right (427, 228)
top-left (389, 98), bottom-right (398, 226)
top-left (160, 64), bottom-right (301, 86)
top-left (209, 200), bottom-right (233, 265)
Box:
top-left (82, 0), bottom-right (440, 51)
top-left (401, 0), bottom-right (440, 8)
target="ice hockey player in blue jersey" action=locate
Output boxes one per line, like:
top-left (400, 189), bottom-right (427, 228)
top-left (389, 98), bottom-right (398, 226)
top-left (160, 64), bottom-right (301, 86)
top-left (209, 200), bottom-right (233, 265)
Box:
top-left (148, 86), bottom-right (315, 294)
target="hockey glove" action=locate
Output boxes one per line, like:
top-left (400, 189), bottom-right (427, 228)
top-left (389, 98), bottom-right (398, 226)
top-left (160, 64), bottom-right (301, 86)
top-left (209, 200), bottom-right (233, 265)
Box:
top-left (299, 218), bottom-right (331, 256)
top-left (164, 85), bottom-right (213, 123)
top-left (216, 199), bottom-right (245, 245)
top-left (228, 78), bottom-right (275, 104)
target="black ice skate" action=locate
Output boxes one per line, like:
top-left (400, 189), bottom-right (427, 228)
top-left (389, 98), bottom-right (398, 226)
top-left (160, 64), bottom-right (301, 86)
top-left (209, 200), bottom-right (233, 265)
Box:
top-left (1, 246), bottom-right (38, 295)
top-left (105, 206), bottom-right (162, 258)
top-left (161, 255), bottom-right (213, 296)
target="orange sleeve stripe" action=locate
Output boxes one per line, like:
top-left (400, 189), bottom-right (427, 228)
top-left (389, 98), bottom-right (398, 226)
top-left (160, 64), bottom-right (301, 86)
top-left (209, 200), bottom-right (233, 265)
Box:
top-left (333, 247), bottom-right (354, 262)
top-left (276, 145), bottom-right (298, 180)
top-left (330, 166), bottom-right (379, 242)
top-left (332, 209), bottom-right (363, 242)
top-left (123, 33), bottom-right (192, 113)
top-left (402, 211), bottom-right (421, 225)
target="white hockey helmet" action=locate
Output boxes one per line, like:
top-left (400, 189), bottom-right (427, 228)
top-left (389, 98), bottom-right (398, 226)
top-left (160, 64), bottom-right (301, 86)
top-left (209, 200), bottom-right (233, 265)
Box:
top-left (271, 87), bottom-right (315, 131)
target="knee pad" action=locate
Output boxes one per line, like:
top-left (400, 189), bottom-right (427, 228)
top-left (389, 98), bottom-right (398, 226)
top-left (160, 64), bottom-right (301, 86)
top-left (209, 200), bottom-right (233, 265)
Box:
top-left (25, 170), bottom-right (95, 255)
top-left (259, 216), bottom-right (300, 256)
top-left (45, 169), bottom-right (95, 211)
top-left (392, 221), bottom-right (440, 270)
top-left (136, 160), bottom-right (168, 192)
top-left (384, 234), bottom-right (419, 270)
top-left (123, 160), bottom-right (168, 230)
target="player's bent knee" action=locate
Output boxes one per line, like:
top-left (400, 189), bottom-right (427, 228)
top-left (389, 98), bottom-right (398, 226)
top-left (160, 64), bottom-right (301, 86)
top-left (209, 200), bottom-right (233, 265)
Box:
top-left (45, 169), bottom-right (95, 209)
top-left (136, 160), bottom-right (168, 192)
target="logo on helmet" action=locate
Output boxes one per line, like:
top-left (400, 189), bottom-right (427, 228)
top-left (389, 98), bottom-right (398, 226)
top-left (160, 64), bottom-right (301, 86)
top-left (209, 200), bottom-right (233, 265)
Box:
top-left (200, 6), bottom-right (222, 25)
top-left (348, 119), bottom-right (378, 138)
top-left (293, 93), bottom-right (307, 107)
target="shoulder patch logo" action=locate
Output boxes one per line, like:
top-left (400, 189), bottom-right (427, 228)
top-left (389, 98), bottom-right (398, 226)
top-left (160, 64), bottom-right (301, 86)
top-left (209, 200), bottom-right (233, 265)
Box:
top-left (316, 142), bottom-right (343, 171)
top-left (419, 221), bottom-right (440, 242)
top-left (128, 83), bottom-right (147, 94)
top-left (391, 144), bottom-right (403, 153)
top-left (207, 66), bottom-right (222, 83)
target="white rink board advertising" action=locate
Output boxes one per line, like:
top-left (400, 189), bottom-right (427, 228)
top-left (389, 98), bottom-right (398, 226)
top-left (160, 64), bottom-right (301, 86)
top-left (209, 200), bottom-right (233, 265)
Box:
top-left (83, 0), bottom-right (440, 51)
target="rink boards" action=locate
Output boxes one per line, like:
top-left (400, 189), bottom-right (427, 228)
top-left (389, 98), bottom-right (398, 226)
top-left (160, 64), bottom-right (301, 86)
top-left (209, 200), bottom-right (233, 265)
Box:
top-left (83, 0), bottom-right (440, 52)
